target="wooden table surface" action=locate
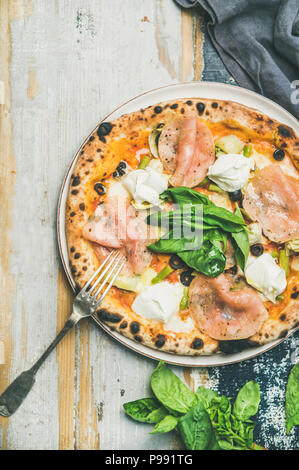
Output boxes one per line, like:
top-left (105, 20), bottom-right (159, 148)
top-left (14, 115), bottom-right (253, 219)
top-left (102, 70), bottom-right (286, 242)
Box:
top-left (0, 0), bottom-right (298, 450)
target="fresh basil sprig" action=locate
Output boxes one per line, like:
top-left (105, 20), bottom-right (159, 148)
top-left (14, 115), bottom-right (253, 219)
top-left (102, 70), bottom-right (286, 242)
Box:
top-left (285, 363), bottom-right (299, 434)
top-left (123, 362), bottom-right (264, 450)
top-left (146, 187), bottom-right (249, 277)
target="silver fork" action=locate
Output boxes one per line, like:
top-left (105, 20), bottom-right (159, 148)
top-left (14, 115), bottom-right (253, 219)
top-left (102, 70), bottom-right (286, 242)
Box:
top-left (0, 250), bottom-right (125, 417)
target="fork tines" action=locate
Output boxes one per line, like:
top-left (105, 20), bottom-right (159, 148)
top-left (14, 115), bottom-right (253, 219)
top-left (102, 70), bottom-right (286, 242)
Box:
top-left (80, 250), bottom-right (125, 306)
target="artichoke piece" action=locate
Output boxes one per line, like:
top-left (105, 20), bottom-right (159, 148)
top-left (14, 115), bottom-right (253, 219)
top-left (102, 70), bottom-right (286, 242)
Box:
top-left (286, 239), bottom-right (299, 253)
top-left (148, 123), bottom-right (164, 157)
top-left (247, 222), bottom-right (263, 245)
top-left (215, 135), bottom-right (244, 154)
top-left (113, 268), bottom-right (157, 293)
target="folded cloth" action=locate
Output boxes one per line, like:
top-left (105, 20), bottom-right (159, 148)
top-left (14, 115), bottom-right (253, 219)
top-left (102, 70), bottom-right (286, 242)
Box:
top-left (174, 0), bottom-right (299, 118)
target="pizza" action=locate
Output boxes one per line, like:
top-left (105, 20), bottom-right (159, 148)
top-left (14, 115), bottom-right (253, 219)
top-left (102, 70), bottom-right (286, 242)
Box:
top-left (65, 97), bottom-right (299, 356)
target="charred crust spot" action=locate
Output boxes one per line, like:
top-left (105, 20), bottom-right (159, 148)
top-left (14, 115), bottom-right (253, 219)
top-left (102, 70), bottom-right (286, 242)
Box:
top-left (154, 106), bottom-right (162, 114)
top-left (71, 265), bottom-right (76, 274)
top-left (155, 334), bottom-right (166, 348)
top-left (74, 253), bottom-right (80, 259)
top-left (120, 321), bottom-right (128, 329)
top-left (79, 203), bottom-right (85, 211)
top-left (80, 150), bottom-right (84, 155)
top-left (87, 158), bottom-right (93, 162)
top-left (134, 335), bottom-right (142, 343)
top-left (70, 246), bottom-right (75, 253)
top-left (82, 266), bottom-right (87, 271)
top-left (186, 100), bottom-right (193, 105)
top-left (181, 108), bottom-right (185, 114)
top-left (72, 176), bottom-right (80, 186)
top-left (99, 135), bottom-right (106, 143)
top-left (281, 142), bottom-right (287, 148)
top-left (191, 338), bottom-right (203, 350)
top-left (291, 291), bottom-right (299, 299)
top-left (97, 309), bottom-right (122, 323)
top-left (70, 211), bottom-right (76, 217)
top-left (170, 103), bottom-right (178, 109)
top-left (211, 102), bottom-right (218, 109)
top-left (279, 329), bottom-right (288, 339)
top-left (280, 314), bottom-right (286, 321)
top-left (256, 115), bottom-right (263, 121)
top-left (278, 125), bottom-right (291, 138)
top-left (89, 135), bottom-right (95, 142)
top-left (196, 102), bottom-right (205, 115)
top-left (71, 189), bottom-right (79, 195)
top-left (130, 321), bottom-right (140, 334)
top-left (218, 339), bottom-right (250, 354)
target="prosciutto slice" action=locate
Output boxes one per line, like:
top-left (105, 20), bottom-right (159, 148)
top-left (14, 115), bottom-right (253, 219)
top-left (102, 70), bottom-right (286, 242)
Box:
top-left (243, 164), bottom-right (299, 243)
top-left (189, 273), bottom-right (268, 340)
top-left (158, 118), bottom-right (215, 187)
top-left (83, 197), bottom-right (152, 275)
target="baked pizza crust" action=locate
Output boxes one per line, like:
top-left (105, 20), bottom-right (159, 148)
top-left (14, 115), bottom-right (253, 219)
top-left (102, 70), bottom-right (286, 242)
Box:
top-left (65, 97), bottom-right (299, 355)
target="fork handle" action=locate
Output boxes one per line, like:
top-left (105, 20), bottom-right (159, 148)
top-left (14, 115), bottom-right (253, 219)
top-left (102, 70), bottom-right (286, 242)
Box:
top-left (0, 311), bottom-right (81, 417)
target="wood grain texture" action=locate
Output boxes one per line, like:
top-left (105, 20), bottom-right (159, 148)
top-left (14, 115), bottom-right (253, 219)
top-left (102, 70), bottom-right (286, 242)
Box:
top-left (0, 0), bottom-right (298, 450)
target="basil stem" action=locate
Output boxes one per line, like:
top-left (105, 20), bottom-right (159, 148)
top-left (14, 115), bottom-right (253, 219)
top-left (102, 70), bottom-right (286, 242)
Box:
top-left (138, 154), bottom-right (151, 169)
top-left (243, 144), bottom-right (252, 157)
top-left (151, 265), bottom-right (174, 284)
top-left (180, 287), bottom-right (189, 309)
top-left (279, 249), bottom-right (290, 276)
top-left (208, 184), bottom-right (225, 193)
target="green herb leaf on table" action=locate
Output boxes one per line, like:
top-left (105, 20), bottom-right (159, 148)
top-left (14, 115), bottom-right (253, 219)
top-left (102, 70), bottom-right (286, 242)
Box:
top-left (178, 402), bottom-right (213, 450)
top-left (286, 363), bottom-right (299, 434)
top-left (150, 415), bottom-right (178, 434)
top-left (151, 361), bottom-right (197, 415)
top-left (233, 380), bottom-right (260, 421)
top-left (123, 397), bottom-right (168, 423)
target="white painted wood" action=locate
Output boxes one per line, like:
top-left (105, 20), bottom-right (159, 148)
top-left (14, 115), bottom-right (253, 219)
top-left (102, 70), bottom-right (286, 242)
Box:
top-left (3, 0), bottom-right (185, 450)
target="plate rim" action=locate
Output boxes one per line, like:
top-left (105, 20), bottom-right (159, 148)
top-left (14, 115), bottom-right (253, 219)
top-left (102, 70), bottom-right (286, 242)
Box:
top-left (57, 80), bottom-right (299, 367)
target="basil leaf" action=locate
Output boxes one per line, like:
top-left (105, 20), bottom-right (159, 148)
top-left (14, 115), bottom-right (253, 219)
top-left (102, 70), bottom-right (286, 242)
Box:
top-left (196, 387), bottom-right (220, 409)
top-left (230, 231), bottom-right (249, 271)
top-left (160, 187), bottom-right (212, 207)
top-left (203, 206), bottom-right (245, 232)
top-left (286, 363), bottom-right (299, 434)
top-left (178, 402), bottom-right (212, 450)
top-left (178, 241), bottom-right (226, 277)
top-left (148, 230), bottom-right (202, 253)
top-left (233, 381), bottom-right (260, 421)
top-left (123, 397), bottom-right (168, 423)
top-left (151, 361), bottom-right (197, 414)
top-left (150, 415), bottom-right (178, 434)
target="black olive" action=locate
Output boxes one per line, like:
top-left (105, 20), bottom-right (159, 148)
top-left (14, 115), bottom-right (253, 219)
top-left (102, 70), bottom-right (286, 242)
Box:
top-left (117, 161), bottom-right (126, 170)
top-left (291, 291), bottom-right (299, 299)
top-left (94, 183), bottom-right (106, 195)
top-left (196, 102), bottom-right (205, 115)
top-left (273, 149), bottom-right (285, 161)
top-left (169, 255), bottom-right (186, 270)
top-left (113, 171), bottom-right (118, 178)
top-left (250, 244), bottom-right (264, 257)
top-left (118, 169), bottom-right (126, 176)
top-left (180, 270), bottom-right (195, 286)
top-left (228, 190), bottom-right (242, 201)
top-left (97, 122), bottom-right (113, 137)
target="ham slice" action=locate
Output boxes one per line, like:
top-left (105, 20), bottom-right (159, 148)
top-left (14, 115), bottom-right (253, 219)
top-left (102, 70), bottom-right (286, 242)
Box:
top-left (83, 197), bottom-right (153, 275)
top-left (189, 273), bottom-right (268, 340)
top-left (158, 118), bottom-right (215, 187)
top-left (243, 164), bottom-right (299, 243)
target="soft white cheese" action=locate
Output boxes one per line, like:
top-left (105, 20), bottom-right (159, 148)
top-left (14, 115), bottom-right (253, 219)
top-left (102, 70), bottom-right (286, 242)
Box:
top-left (164, 312), bottom-right (195, 333)
top-left (107, 180), bottom-right (131, 199)
top-left (244, 253), bottom-right (287, 303)
top-left (123, 166), bottom-right (168, 206)
top-left (132, 282), bottom-right (184, 323)
top-left (207, 154), bottom-right (255, 192)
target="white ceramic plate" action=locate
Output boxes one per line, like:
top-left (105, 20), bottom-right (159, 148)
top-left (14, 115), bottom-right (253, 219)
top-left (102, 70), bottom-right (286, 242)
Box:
top-left (57, 81), bottom-right (299, 367)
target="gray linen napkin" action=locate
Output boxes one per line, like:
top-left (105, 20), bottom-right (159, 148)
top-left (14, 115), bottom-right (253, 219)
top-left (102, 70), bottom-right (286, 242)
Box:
top-left (174, 0), bottom-right (299, 118)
